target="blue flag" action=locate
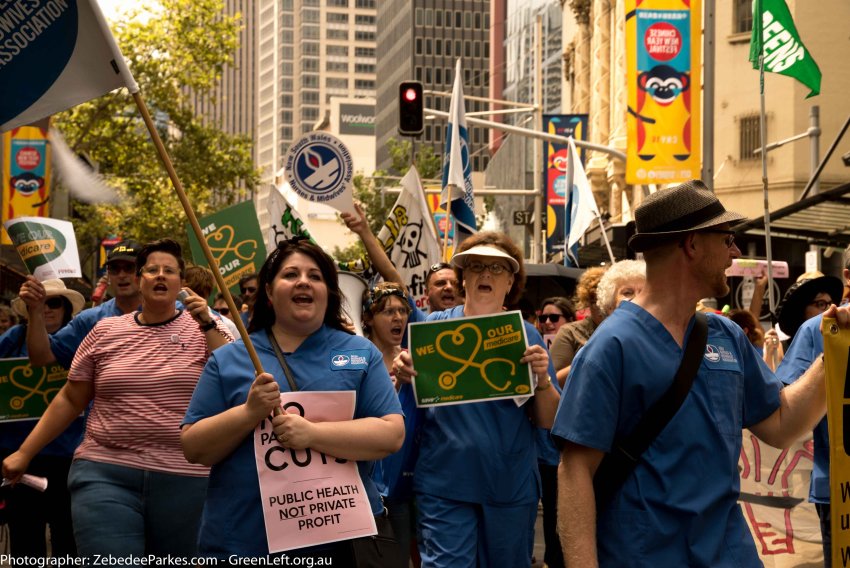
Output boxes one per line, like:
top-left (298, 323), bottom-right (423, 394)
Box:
top-left (440, 59), bottom-right (476, 245)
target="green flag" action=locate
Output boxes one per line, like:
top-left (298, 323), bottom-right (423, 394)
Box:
top-left (749, 0), bottom-right (822, 98)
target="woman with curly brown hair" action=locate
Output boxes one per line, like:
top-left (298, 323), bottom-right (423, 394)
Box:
top-left (549, 266), bottom-right (608, 386)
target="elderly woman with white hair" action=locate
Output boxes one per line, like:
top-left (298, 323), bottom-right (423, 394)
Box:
top-left (595, 260), bottom-right (647, 317)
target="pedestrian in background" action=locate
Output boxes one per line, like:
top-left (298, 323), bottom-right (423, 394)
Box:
top-left (0, 280), bottom-right (84, 557)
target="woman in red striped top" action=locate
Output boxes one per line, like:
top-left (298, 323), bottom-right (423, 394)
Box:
top-left (2, 239), bottom-right (232, 559)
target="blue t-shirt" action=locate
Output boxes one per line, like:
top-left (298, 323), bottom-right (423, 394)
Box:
top-left (413, 305), bottom-right (556, 506)
top-left (182, 326), bottom-right (403, 558)
top-left (552, 302), bottom-right (782, 567)
top-left (775, 313), bottom-right (827, 503)
top-left (49, 298), bottom-right (125, 368)
top-left (0, 324), bottom-right (85, 457)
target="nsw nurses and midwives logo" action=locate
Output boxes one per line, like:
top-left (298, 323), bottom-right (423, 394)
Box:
top-left (704, 345), bottom-right (721, 363)
top-left (283, 133), bottom-right (354, 214)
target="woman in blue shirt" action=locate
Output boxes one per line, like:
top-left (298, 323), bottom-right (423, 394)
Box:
top-left (394, 231), bottom-right (559, 568)
top-left (0, 279), bottom-right (84, 557)
top-left (181, 238), bottom-right (404, 560)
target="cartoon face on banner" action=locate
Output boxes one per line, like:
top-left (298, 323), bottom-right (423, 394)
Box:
top-left (3, 124), bottom-right (51, 244)
top-left (626, 1), bottom-right (701, 185)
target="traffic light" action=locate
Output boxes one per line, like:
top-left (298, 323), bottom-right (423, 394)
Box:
top-left (398, 81), bottom-right (424, 136)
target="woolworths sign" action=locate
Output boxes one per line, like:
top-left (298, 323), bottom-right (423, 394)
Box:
top-left (339, 104), bottom-right (375, 136)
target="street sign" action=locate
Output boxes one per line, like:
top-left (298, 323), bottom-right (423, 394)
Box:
top-left (513, 210), bottom-right (533, 226)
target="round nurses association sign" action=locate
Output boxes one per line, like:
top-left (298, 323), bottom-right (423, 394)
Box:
top-left (283, 133), bottom-right (354, 213)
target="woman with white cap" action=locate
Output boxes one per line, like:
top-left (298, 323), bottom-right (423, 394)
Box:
top-left (0, 279), bottom-right (84, 557)
top-left (394, 231), bottom-right (559, 568)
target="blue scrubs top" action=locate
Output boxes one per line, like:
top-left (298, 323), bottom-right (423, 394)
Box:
top-left (775, 313), bottom-right (828, 503)
top-left (552, 302), bottom-right (782, 567)
top-left (413, 305), bottom-right (556, 506)
top-left (372, 382), bottom-right (419, 501)
top-left (183, 326), bottom-right (403, 558)
top-left (0, 325), bottom-right (85, 457)
top-left (49, 298), bottom-right (125, 368)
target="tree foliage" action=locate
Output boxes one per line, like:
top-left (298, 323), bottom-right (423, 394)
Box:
top-left (333, 138), bottom-right (442, 262)
top-left (56, 0), bottom-right (259, 264)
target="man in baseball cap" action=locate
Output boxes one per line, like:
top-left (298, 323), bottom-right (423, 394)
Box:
top-left (553, 180), bottom-right (850, 566)
top-left (21, 238), bottom-right (144, 369)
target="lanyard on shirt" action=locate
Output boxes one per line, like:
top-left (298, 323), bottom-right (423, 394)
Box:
top-left (266, 329), bottom-right (299, 392)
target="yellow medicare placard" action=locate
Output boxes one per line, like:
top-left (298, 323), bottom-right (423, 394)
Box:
top-left (824, 316), bottom-right (850, 565)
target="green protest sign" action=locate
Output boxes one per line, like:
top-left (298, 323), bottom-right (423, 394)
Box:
top-left (186, 201), bottom-right (267, 294)
top-left (0, 358), bottom-right (69, 422)
top-left (408, 311), bottom-right (533, 407)
top-left (3, 217), bottom-right (82, 281)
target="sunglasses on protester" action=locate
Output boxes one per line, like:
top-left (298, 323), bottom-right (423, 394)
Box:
top-left (538, 314), bottom-right (564, 324)
top-left (45, 297), bottom-right (65, 310)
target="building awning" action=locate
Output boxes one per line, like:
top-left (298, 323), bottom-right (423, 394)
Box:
top-left (734, 182), bottom-right (850, 248)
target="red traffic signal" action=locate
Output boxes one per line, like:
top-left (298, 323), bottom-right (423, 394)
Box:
top-left (398, 81), bottom-right (424, 136)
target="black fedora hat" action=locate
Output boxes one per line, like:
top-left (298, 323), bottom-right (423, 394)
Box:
top-left (776, 273), bottom-right (844, 338)
top-left (628, 180), bottom-right (747, 252)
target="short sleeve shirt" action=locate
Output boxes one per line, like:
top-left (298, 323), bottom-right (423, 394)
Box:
top-left (552, 301), bottom-right (782, 567)
top-left (49, 298), bottom-right (126, 368)
top-left (183, 326), bottom-right (403, 558)
top-left (413, 305), bottom-right (555, 506)
top-left (775, 313), bottom-right (827, 502)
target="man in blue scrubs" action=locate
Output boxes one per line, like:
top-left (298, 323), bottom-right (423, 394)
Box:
top-left (776, 244), bottom-right (850, 567)
top-left (553, 180), bottom-right (850, 567)
top-left (20, 239), bottom-right (142, 368)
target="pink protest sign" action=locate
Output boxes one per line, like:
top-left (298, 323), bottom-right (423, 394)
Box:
top-left (253, 390), bottom-right (377, 553)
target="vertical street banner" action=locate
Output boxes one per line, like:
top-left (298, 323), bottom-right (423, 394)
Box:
top-left (3, 216), bottom-right (81, 280)
top-left (626, 0), bottom-right (702, 185)
top-left (0, 358), bottom-right (69, 422)
top-left (543, 115), bottom-right (588, 257)
top-left (2, 121), bottom-right (51, 244)
top-left (254, 391), bottom-right (377, 552)
top-left (824, 317), bottom-right (850, 565)
top-left (186, 201), bottom-right (266, 295)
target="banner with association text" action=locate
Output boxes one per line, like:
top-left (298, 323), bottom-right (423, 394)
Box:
top-left (626, 0), bottom-right (701, 185)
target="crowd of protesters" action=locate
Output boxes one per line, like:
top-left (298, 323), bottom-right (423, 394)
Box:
top-left (0, 179), bottom-right (849, 567)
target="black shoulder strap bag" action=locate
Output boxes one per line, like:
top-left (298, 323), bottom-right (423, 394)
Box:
top-left (266, 330), bottom-right (397, 566)
top-left (593, 311), bottom-right (708, 511)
